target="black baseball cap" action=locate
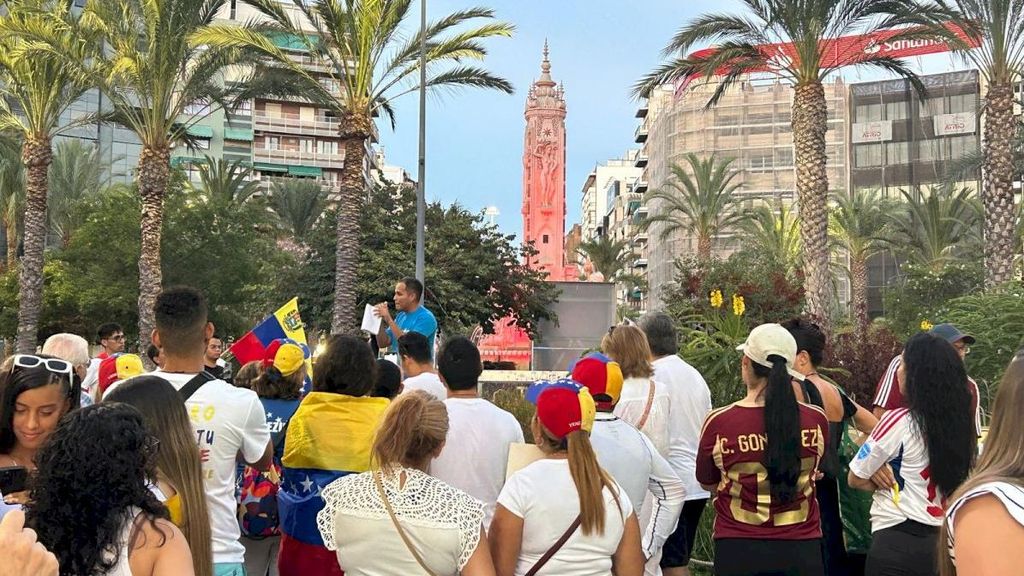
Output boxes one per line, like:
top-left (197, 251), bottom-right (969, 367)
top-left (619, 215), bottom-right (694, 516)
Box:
top-left (929, 323), bottom-right (976, 345)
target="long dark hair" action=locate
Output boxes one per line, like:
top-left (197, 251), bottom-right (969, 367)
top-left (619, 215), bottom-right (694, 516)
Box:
top-left (755, 354), bottom-right (801, 503)
top-left (0, 355), bottom-right (76, 453)
top-left (903, 332), bottom-right (975, 495)
top-left (27, 403), bottom-right (169, 576)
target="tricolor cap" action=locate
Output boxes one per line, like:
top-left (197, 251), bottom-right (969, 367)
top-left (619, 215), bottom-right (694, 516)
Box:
top-left (570, 353), bottom-right (624, 410)
top-left (525, 378), bottom-right (596, 439)
top-left (736, 323), bottom-right (805, 381)
top-left (98, 353), bottom-right (145, 391)
top-left (263, 339), bottom-right (305, 377)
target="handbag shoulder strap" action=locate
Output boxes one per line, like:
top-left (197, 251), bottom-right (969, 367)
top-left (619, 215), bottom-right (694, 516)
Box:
top-left (525, 514), bottom-right (582, 576)
top-left (634, 380), bottom-right (657, 430)
top-left (179, 371), bottom-right (216, 402)
top-left (374, 471), bottom-right (440, 576)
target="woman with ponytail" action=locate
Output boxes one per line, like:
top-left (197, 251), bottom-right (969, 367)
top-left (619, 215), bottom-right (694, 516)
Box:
top-left (316, 390), bottom-right (494, 575)
top-left (490, 379), bottom-right (643, 576)
top-left (849, 332), bottom-right (975, 576)
top-left (939, 351), bottom-right (1024, 576)
top-left (696, 323), bottom-right (829, 576)
top-left (105, 376), bottom-right (214, 576)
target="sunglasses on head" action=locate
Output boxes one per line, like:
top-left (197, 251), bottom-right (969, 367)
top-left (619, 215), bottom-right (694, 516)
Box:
top-left (13, 354), bottom-right (77, 397)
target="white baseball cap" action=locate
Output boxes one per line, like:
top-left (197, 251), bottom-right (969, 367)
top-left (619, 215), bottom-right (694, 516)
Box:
top-left (736, 323), bottom-right (805, 381)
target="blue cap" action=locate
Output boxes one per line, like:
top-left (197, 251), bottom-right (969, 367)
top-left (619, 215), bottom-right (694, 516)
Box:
top-left (929, 323), bottom-right (975, 345)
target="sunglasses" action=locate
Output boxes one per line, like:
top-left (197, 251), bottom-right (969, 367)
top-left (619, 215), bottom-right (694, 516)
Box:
top-left (13, 354), bottom-right (77, 399)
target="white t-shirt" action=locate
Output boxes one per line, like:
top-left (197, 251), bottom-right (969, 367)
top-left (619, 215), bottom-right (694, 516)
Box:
top-left (318, 468), bottom-right (484, 576)
top-left (148, 370), bottom-right (270, 564)
top-left (651, 355), bottom-right (712, 501)
top-left (946, 481), bottom-right (1024, 566)
top-left (590, 413), bottom-right (684, 561)
top-left (497, 459), bottom-right (633, 576)
top-left (430, 397), bottom-right (524, 526)
top-left (849, 408), bottom-right (949, 531)
top-left (615, 376), bottom-right (671, 459)
top-left (402, 372), bottom-right (447, 400)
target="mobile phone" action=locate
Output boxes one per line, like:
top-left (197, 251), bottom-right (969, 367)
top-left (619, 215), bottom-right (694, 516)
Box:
top-left (0, 466), bottom-right (28, 495)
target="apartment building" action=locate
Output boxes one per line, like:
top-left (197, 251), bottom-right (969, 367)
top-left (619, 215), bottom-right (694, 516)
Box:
top-left (638, 77), bottom-right (849, 311)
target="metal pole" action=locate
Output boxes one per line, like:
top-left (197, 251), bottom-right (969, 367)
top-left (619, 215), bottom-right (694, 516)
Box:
top-left (415, 0), bottom-right (427, 283)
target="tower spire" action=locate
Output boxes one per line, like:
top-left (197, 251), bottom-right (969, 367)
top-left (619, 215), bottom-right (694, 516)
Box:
top-left (538, 40), bottom-right (554, 86)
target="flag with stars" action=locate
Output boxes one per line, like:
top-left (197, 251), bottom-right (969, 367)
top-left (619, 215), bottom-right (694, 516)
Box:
top-left (277, 391), bottom-right (390, 576)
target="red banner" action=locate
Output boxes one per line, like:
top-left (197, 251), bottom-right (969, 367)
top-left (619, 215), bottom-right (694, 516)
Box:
top-left (685, 23), bottom-right (976, 78)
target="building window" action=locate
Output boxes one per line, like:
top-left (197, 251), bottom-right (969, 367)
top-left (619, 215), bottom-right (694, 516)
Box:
top-left (317, 140), bottom-right (339, 155)
top-left (775, 148), bottom-right (794, 167)
top-left (885, 141), bottom-right (910, 165)
top-left (190, 139), bottom-right (210, 151)
top-left (854, 143), bottom-right (883, 167)
top-left (920, 96), bottom-right (944, 117)
top-left (855, 103), bottom-right (882, 122)
top-left (885, 101), bottom-right (909, 121)
top-left (948, 93), bottom-right (976, 114)
top-left (264, 136), bottom-right (279, 151)
top-left (298, 139), bottom-right (314, 153)
top-left (230, 99), bottom-right (252, 115)
top-left (749, 151), bottom-right (774, 172)
top-left (183, 99), bottom-right (211, 116)
top-left (919, 139), bottom-right (941, 162)
top-left (542, 234), bottom-right (549, 244)
top-left (948, 135), bottom-right (978, 160)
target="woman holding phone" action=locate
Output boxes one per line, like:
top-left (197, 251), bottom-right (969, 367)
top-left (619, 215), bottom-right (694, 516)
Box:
top-left (0, 354), bottom-right (78, 510)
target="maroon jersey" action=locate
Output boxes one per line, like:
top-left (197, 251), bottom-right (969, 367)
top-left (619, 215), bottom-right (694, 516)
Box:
top-left (696, 402), bottom-right (828, 540)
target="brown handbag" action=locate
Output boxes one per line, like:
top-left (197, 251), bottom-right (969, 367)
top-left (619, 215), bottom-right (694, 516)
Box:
top-left (374, 471), bottom-right (440, 576)
top-left (634, 380), bottom-right (657, 430)
top-left (524, 515), bottom-right (582, 576)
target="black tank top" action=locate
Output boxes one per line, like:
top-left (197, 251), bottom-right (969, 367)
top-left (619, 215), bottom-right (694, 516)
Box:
top-left (798, 379), bottom-right (851, 479)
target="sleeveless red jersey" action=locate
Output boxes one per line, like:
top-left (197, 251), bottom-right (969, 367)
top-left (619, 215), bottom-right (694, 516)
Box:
top-left (696, 402), bottom-right (828, 540)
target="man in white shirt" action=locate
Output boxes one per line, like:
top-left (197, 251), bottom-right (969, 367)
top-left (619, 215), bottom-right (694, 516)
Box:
top-left (148, 286), bottom-right (272, 576)
top-left (430, 336), bottom-right (523, 526)
top-left (572, 353), bottom-right (685, 572)
top-left (81, 322), bottom-right (125, 398)
top-left (397, 331), bottom-right (447, 400)
top-left (639, 312), bottom-right (712, 576)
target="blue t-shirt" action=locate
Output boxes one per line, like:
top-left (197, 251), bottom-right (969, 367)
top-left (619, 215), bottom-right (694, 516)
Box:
top-left (386, 305), bottom-right (438, 356)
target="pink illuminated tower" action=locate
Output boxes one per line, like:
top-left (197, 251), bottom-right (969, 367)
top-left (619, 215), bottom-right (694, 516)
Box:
top-left (522, 42), bottom-right (574, 281)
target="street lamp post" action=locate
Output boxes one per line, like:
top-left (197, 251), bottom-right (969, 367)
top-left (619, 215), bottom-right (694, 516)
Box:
top-left (415, 0), bottom-right (426, 284)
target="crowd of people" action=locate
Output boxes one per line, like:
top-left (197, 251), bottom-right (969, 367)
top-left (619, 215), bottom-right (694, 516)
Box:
top-left (0, 277), bottom-right (1022, 576)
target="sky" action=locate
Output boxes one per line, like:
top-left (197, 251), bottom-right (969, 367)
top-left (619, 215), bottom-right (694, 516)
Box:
top-left (379, 1), bottom-right (968, 240)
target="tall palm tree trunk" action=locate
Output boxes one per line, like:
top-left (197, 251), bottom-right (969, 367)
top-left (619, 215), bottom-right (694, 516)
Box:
top-left (982, 81), bottom-right (1017, 287)
top-left (793, 82), bottom-right (831, 332)
top-left (331, 122), bottom-right (370, 334)
top-left (15, 136), bottom-right (52, 353)
top-left (137, 144), bottom-right (171, 352)
top-left (851, 254), bottom-right (869, 342)
top-left (3, 220), bottom-right (15, 273)
top-left (697, 234), bottom-right (712, 262)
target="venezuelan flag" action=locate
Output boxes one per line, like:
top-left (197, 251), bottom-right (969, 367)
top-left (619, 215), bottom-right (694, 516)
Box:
top-left (277, 392), bottom-right (389, 576)
top-left (229, 298), bottom-right (309, 365)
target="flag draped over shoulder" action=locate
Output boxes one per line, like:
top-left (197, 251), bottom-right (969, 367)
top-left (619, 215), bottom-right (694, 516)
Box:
top-left (230, 298), bottom-right (309, 364)
top-left (276, 392), bottom-right (389, 576)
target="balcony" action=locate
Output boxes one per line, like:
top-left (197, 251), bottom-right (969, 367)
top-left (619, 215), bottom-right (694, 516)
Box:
top-left (253, 146), bottom-right (346, 169)
top-left (286, 52), bottom-right (334, 74)
top-left (634, 123), bottom-right (648, 143)
top-left (632, 205), bottom-right (648, 225)
top-left (634, 153), bottom-right (648, 168)
top-left (633, 258), bottom-right (648, 268)
top-left (254, 112), bottom-right (341, 138)
top-left (635, 103), bottom-right (649, 119)
top-left (633, 231), bottom-right (648, 244)
top-left (633, 180), bottom-right (648, 194)
top-left (258, 175), bottom-right (341, 193)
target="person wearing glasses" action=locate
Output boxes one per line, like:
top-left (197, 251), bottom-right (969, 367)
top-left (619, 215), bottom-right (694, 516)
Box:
top-left (82, 322), bottom-right (126, 398)
top-left (872, 324), bottom-right (982, 436)
top-left (0, 353), bottom-right (78, 509)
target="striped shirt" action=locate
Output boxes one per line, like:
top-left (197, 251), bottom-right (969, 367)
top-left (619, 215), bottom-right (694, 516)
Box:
top-left (872, 355), bottom-right (982, 435)
top-left (946, 481), bottom-right (1024, 565)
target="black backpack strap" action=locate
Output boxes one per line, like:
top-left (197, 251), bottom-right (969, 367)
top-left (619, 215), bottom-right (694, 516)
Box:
top-left (179, 371), bottom-right (216, 401)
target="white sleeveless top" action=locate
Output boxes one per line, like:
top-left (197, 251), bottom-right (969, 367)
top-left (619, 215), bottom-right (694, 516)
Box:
top-left (945, 481), bottom-right (1024, 565)
top-left (316, 468), bottom-right (484, 576)
top-left (101, 508), bottom-right (142, 576)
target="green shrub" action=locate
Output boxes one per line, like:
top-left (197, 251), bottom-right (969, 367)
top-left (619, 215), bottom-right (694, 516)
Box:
top-left (881, 262), bottom-right (983, 340)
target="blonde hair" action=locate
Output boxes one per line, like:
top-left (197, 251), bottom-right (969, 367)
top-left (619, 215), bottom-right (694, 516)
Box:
top-left (939, 353), bottom-right (1024, 576)
top-left (536, 417), bottom-right (622, 536)
top-left (372, 390), bottom-right (448, 472)
top-left (602, 325), bottom-right (654, 379)
top-left (103, 377), bottom-right (213, 576)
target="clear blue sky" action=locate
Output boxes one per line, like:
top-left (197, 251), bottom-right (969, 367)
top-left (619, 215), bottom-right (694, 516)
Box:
top-left (380, 0), bottom-right (738, 238)
top-left (379, 1), bottom-right (965, 239)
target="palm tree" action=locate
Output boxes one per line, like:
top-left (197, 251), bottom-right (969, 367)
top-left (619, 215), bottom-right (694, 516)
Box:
top-left (47, 139), bottom-right (111, 248)
top-left (741, 200), bottom-right (802, 271)
top-left (0, 133), bottom-right (24, 272)
top-left (829, 189), bottom-right (890, 338)
top-left (198, 0), bottom-right (514, 333)
top-left (643, 154), bottom-right (746, 261)
top-left (268, 178), bottom-right (328, 242)
top-left (927, 1), bottom-right (1024, 286)
top-left (192, 158), bottom-right (260, 207)
top-left (635, 0), bottom-right (944, 331)
top-left (0, 0), bottom-right (97, 352)
top-left (78, 0), bottom-right (310, 349)
top-left (576, 235), bottom-right (636, 281)
top-left (881, 186), bottom-right (982, 274)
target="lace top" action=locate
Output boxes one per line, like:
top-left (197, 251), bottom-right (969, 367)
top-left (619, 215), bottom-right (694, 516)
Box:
top-left (317, 468), bottom-right (484, 573)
